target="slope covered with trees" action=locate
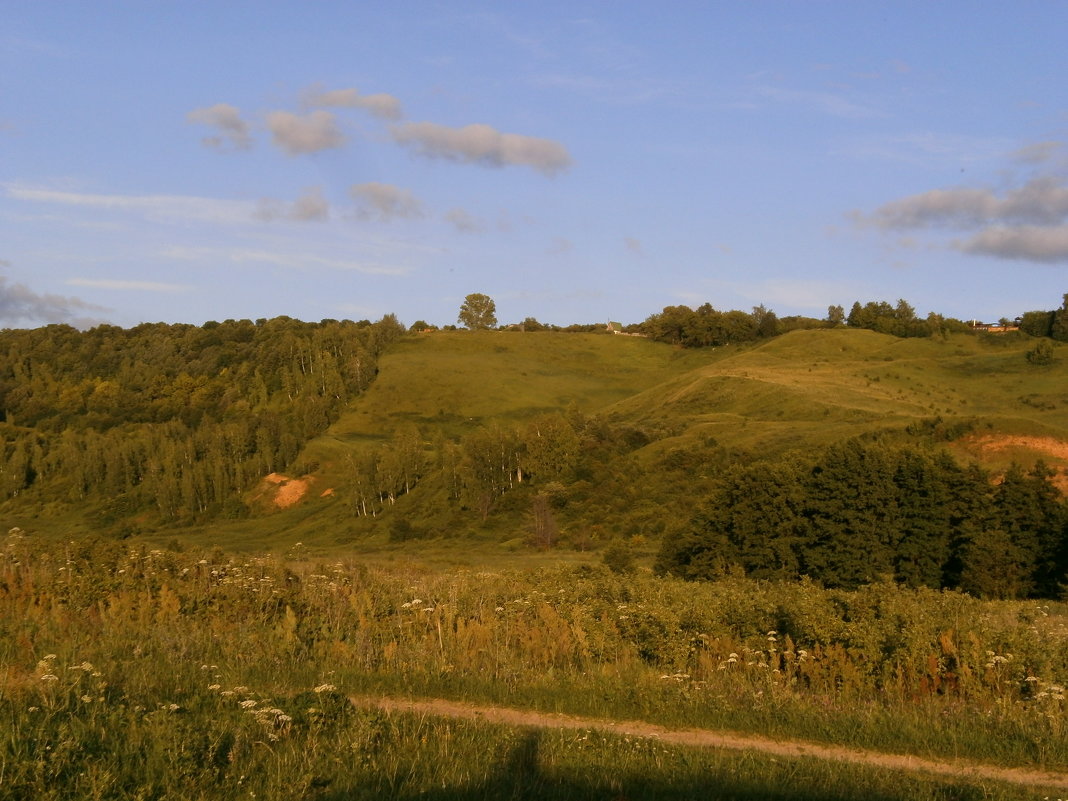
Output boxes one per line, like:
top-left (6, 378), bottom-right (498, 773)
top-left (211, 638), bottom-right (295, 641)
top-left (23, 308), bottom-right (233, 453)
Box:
top-left (0, 315), bottom-right (404, 527)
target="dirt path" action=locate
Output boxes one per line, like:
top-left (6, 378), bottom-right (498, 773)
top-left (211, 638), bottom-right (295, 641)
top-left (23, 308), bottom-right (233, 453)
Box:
top-left (352, 695), bottom-right (1068, 792)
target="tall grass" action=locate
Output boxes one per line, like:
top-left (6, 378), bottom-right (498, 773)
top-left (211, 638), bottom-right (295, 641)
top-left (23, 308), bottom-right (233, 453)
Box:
top-left (2, 532), bottom-right (1066, 798)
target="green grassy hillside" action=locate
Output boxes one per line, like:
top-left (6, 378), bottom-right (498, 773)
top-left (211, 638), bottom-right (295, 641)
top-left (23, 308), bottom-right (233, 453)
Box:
top-left (611, 328), bottom-right (1068, 463)
top-left (162, 327), bottom-right (1068, 556)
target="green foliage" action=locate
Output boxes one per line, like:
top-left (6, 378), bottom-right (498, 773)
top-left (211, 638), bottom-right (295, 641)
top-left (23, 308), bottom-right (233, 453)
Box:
top-left (2, 534), bottom-right (1068, 799)
top-left (658, 440), bottom-right (1068, 598)
top-left (1053, 293), bottom-right (1068, 342)
top-left (458, 293), bottom-right (497, 330)
top-left (0, 315), bottom-right (401, 525)
top-left (601, 541), bottom-right (635, 574)
top-left (1027, 339), bottom-right (1055, 365)
top-left (1020, 309), bottom-right (1055, 338)
top-left (640, 302), bottom-right (795, 347)
top-left (846, 298), bottom-right (936, 337)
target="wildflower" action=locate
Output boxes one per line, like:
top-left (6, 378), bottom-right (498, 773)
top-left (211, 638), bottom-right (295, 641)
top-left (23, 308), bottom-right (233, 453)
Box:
top-left (39, 674), bottom-right (59, 683)
top-left (313, 684), bottom-right (337, 693)
top-left (81, 695), bottom-right (93, 703)
top-left (207, 684), bottom-right (221, 691)
top-left (240, 699), bottom-right (257, 709)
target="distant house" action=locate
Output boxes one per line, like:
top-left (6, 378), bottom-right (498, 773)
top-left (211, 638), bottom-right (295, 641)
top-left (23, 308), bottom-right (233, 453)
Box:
top-left (969, 321), bottom-right (1020, 333)
top-left (605, 321), bottom-right (647, 337)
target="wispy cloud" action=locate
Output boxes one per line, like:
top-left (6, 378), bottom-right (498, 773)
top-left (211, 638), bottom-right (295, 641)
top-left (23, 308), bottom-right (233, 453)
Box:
top-left (266, 110), bottom-right (345, 155)
top-left (160, 246), bottom-right (409, 276)
top-left (350, 182), bottom-right (423, 221)
top-left (754, 85), bottom-right (885, 119)
top-left (957, 225), bottom-right (1068, 263)
top-left (444, 207), bottom-right (484, 233)
top-left (840, 131), bottom-right (1013, 166)
top-left (4, 184), bottom-right (253, 225)
top-left (855, 160), bottom-right (1068, 264)
top-left (0, 275), bottom-right (109, 328)
top-left (302, 85), bottom-right (404, 120)
top-left (186, 103), bottom-right (253, 151)
top-left (256, 187), bottom-right (331, 222)
top-left (1011, 140), bottom-right (1065, 165)
top-left (66, 278), bottom-right (191, 292)
top-left (391, 121), bottom-right (571, 175)
top-left (532, 72), bottom-right (680, 105)
top-left (858, 177), bottom-right (1068, 230)
top-left (547, 237), bottom-right (573, 255)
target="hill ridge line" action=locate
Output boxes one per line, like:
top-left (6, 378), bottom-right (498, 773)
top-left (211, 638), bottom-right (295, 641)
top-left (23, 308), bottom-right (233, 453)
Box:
top-left (351, 694), bottom-right (1068, 791)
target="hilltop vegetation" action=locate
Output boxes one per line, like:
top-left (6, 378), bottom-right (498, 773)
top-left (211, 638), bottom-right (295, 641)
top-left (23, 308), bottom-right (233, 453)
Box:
top-left (0, 315), bottom-right (406, 527)
top-left (2, 298), bottom-right (1068, 598)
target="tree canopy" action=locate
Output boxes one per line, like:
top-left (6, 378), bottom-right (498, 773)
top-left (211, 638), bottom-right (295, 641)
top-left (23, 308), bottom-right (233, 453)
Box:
top-left (458, 293), bottom-right (497, 330)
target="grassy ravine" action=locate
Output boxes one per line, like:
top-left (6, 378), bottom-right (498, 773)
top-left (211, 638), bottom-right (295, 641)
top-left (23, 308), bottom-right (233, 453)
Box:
top-left (3, 534), bottom-right (1067, 800)
top-left (136, 327), bottom-right (1068, 551)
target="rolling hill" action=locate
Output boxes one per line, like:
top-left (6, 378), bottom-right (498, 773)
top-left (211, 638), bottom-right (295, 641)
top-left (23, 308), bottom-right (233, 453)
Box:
top-left (191, 327), bottom-right (1068, 553)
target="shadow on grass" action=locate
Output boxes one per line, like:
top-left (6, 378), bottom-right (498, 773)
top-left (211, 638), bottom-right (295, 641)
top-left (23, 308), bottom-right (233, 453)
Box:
top-left (319, 730), bottom-right (993, 801)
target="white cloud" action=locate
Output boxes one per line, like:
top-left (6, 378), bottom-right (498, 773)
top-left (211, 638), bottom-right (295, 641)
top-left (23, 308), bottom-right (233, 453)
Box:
top-left (391, 121), bottom-right (571, 175)
top-left (444, 207), bottom-right (483, 233)
top-left (4, 184), bottom-right (253, 225)
top-left (1011, 140), bottom-right (1065, 165)
top-left (186, 103), bottom-right (252, 150)
top-left (858, 171), bottom-right (1068, 265)
top-left (66, 278), bottom-right (190, 292)
top-left (0, 275), bottom-right (109, 328)
top-left (266, 110), bottom-right (345, 155)
top-left (861, 178), bottom-right (1068, 230)
top-left (957, 225), bottom-right (1068, 263)
top-left (303, 85), bottom-right (404, 120)
top-left (350, 182), bottom-right (423, 221)
top-left (547, 237), bottom-right (572, 255)
top-left (256, 187), bottom-right (330, 222)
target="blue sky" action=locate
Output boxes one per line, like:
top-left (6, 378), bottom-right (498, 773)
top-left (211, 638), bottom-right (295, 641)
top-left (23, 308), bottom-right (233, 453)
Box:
top-left (3, 1), bottom-right (1067, 329)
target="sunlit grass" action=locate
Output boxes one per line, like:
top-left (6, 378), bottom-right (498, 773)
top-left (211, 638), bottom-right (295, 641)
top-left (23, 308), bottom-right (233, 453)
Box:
top-left (2, 533), bottom-right (1067, 799)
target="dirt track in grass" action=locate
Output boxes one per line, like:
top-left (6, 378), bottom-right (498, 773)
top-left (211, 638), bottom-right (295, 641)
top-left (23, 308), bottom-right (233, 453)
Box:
top-left (352, 695), bottom-right (1068, 791)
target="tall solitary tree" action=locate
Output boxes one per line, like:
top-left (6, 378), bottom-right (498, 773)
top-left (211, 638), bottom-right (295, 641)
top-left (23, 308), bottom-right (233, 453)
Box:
top-left (458, 293), bottom-right (497, 330)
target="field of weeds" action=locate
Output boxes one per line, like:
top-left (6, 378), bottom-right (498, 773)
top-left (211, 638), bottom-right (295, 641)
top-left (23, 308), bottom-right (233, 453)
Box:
top-left (2, 531), bottom-right (1067, 799)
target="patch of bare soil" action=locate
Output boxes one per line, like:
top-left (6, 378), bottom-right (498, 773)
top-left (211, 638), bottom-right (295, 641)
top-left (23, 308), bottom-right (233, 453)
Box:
top-left (965, 434), bottom-right (1068, 462)
top-left (351, 695), bottom-right (1068, 791)
top-left (258, 472), bottom-right (312, 508)
top-left (961, 434), bottom-right (1068, 492)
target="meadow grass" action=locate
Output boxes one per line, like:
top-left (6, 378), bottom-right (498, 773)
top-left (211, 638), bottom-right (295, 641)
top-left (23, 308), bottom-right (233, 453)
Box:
top-left (2, 532), bottom-right (1067, 799)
